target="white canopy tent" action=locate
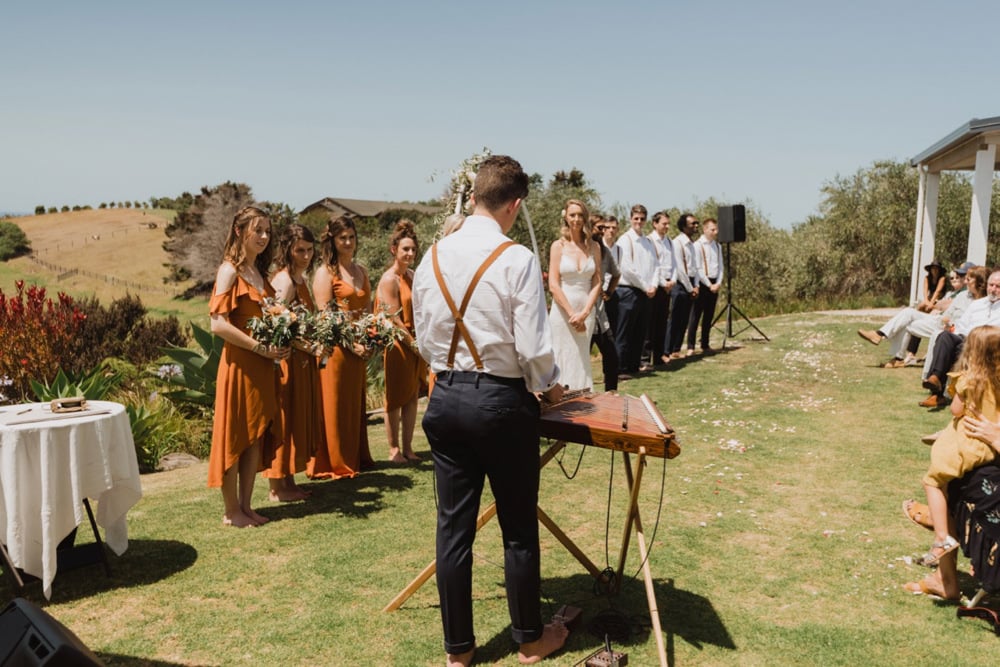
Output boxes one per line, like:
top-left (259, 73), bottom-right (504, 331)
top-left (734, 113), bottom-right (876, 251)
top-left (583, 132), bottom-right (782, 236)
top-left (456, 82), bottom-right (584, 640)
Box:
top-left (909, 116), bottom-right (1000, 304)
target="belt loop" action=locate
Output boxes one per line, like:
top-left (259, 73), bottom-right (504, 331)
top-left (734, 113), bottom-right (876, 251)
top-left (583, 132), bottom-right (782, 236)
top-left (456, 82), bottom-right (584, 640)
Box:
top-left (446, 371), bottom-right (454, 386)
top-left (474, 373), bottom-right (481, 389)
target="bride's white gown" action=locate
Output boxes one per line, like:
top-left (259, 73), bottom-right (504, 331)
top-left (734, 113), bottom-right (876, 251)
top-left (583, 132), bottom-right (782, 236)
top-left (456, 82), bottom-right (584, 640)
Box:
top-left (549, 250), bottom-right (596, 391)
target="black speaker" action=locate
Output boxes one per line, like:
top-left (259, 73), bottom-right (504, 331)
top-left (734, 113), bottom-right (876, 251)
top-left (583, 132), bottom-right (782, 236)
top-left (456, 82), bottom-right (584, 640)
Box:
top-left (717, 205), bottom-right (746, 244)
top-left (0, 598), bottom-right (103, 666)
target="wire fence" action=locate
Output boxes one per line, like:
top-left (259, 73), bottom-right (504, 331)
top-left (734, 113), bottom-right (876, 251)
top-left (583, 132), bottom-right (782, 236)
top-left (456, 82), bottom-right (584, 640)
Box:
top-left (28, 251), bottom-right (182, 296)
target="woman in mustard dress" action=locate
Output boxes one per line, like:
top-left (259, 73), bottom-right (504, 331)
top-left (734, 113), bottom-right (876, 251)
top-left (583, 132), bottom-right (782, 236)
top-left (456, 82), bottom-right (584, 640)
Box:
top-left (309, 215), bottom-right (374, 479)
top-left (375, 220), bottom-right (426, 463)
top-left (208, 206), bottom-right (289, 527)
top-left (264, 223), bottom-right (324, 501)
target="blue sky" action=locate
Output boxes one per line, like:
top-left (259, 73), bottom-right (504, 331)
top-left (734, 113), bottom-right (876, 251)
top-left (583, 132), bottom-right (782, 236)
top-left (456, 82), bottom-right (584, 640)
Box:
top-left (3, 1), bottom-right (999, 228)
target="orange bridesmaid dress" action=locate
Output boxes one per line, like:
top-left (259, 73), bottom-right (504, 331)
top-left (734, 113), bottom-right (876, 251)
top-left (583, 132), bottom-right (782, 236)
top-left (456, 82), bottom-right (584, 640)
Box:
top-left (308, 271), bottom-right (374, 479)
top-left (207, 273), bottom-right (280, 488)
top-left (264, 280), bottom-right (323, 481)
top-left (379, 271), bottom-right (428, 411)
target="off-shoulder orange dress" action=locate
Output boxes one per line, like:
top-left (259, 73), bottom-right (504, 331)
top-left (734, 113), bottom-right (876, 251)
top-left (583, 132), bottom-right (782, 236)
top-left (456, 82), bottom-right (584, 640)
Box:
top-left (380, 271), bottom-right (428, 411)
top-left (264, 280), bottom-right (323, 480)
top-left (308, 270), bottom-right (374, 479)
top-left (208, 273), bottom-right (280, 488)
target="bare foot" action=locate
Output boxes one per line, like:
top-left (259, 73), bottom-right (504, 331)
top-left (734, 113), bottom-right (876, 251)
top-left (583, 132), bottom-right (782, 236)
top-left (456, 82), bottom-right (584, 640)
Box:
top-left (246, 509), bottom-right (270, 525)
top-left (404, 451), bottom-right (421, 462)
top-left (289, 482), bottom-right (312, 497)
top-left (518, 622), bottom-right (568, 664)
top-left (388, 451), bottom-right (407, 464)
top-left (446, 647), bottom-right (475, 667)
top-left (269, 489), bottom-right (307, 502)
top-left (902, 572), bottom-right (960, 600)
top-left (222, 511), bottom-right (257, 528)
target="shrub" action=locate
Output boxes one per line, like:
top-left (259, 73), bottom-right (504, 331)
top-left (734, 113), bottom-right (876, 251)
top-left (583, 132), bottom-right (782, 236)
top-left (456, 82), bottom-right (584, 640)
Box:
top-left (0, 281), bottom-right (87, 401)
top-left (99, 202), bottom-right (107, 209)
top-left (60, 205), bottom-right (69, 212)
top-left (70, 294), bottom-right (187, 371)
top-left (34, 205), bottom-right (45, 215)
top-left (47, 207), bottom-right (56, 214)
top-left (0, 221), bottom-right (31, 260)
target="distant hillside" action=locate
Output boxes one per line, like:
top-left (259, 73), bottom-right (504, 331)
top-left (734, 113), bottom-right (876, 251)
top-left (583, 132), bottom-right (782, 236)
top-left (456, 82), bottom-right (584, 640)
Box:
top-left (1, 209), bottom-right (206, 321)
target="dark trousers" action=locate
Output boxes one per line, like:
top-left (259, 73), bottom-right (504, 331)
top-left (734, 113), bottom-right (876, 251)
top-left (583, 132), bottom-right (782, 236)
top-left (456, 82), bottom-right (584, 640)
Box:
top-left (614, 286), bottom-right (650, 372)
top-left (929, 332), bottom-right (964, 387)
top-left (591, 326), bottom-right (619, 391)
top-left (687, 283), bottom-right (719, 349)
top-left (604, 290), bottom-right (620, 334)
top-left (422, 372), bottom-right (542, 654)
top-left (648, 286), bottom-right (671, 361)
top-left (665, 284), bottom-right (694, 355)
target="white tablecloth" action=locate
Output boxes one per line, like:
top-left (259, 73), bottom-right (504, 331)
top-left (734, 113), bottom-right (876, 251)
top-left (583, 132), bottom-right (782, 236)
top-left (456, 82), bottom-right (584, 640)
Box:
top-left (0, 401), bottom-right (143, 598)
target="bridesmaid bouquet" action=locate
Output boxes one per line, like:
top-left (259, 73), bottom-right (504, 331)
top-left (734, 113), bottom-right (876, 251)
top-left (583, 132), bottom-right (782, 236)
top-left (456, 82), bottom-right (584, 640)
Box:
top-left (307, 304), bottom-right (356, 369)
top-left (246, 298), bottom-right (306, 365)
top-left (353, 310), bottom-right (406, 352)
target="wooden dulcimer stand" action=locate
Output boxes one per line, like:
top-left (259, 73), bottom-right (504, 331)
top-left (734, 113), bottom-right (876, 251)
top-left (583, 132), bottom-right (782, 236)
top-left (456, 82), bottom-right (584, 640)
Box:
top-left (384, 391), bottom-right (679, 667)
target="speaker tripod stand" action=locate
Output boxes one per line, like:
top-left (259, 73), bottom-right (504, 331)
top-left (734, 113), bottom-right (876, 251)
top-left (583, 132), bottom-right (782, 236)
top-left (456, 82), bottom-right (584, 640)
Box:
top-left (711, 242), bottom-right (768, 347)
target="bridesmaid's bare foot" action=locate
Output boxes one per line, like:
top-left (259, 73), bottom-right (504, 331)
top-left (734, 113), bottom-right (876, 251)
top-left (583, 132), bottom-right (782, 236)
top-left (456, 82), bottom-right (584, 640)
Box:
top-left (269, 489), bottom-right (307, 502)
top-left (222, 511), bottom-right (257, 528)
top-left (388, 450), bottom-right (407, 464)
top-left (446, 647), bottom-right (475, 667)
top-left (404, 451), bottom-right (421, 462)
top-left (289, 482), bottom-right (312, 497)
top-left (246, 509), bottom-right (270, 525)
top-left (518, 622), bottom-right (568, 664)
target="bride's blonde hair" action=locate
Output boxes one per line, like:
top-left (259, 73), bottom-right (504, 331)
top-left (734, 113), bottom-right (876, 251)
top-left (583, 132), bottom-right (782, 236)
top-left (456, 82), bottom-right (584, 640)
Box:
top-left (559, 199), bottom-right (591, 242)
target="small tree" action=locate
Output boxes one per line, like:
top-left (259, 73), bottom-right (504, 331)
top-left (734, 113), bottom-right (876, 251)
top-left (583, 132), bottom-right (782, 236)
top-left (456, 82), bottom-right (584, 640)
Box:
top-left (99, 202), bottom-right (107, 209)
top-left (0, 221), bottom-right (31, 260)
top-left (47, 207), bottom-right (57, 214)
top-left (34, 205), bottom-right (45, 215)
top-left (60, 205), bottom-right (70, 212)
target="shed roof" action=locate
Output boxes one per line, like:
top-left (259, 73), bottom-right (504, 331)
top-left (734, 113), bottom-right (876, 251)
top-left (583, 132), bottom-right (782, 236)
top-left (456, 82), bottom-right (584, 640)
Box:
top-left (300, 197), bottom-right (441, 218)
top-left (910, 115), bottom-right (1000, 172)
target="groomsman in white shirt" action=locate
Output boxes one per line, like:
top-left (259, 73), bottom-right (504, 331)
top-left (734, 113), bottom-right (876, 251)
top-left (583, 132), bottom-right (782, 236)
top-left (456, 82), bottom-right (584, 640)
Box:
top-left (613, 204), bottom-right (658, 374)
top-left (663, 213), bottom-right (700, 361)
top-left (646, 211), bottom-right (676, 366)
top-left (686, 217), bottom-right (723, 354)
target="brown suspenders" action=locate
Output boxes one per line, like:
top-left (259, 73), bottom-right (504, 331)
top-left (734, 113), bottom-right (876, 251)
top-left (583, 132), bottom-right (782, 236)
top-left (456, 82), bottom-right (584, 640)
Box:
top-left (431, 240), bottom-right (516, 370)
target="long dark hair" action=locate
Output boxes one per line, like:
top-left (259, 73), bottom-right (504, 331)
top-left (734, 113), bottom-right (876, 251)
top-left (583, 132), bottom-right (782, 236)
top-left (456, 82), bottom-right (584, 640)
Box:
top-left (274, 223), bottom-right (316, 273)
top-left (319, 215), bottom-right (357, 268)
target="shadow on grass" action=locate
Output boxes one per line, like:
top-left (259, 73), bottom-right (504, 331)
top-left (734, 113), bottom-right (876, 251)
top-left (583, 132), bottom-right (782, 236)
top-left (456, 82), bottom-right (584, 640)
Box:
top-left (97, 655), bottom-right (211, 667)
top-left (468, 573), bottom-right (735, 665)
top-left (2, 539), bottom-right (198, 606)
top-left (260, 469), bottom-right (418, 522)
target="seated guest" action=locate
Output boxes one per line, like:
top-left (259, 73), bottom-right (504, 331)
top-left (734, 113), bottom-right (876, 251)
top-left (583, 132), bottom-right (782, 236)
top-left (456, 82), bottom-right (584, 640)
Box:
top-left (916, 259), bottom-right (948, 313)
top-left (920, 269), bottom-right (1000, 408)
top-left (858, 262), bottom-right (977, 367)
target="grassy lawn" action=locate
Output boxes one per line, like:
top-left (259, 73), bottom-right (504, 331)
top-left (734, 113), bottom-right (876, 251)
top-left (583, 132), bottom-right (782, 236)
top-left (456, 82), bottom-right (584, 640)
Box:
top-left (6, 311), bottom-right (995, 666)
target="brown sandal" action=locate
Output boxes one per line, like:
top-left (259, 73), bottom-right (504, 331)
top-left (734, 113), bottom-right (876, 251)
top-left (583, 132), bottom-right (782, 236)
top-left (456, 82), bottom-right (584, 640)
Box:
top-left (902, 499), bottom-right (934, 531)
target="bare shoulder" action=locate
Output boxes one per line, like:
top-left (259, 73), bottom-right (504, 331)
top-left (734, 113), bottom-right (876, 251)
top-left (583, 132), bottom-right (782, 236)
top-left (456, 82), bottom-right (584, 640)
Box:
top-left (214, 262), bottom-right (238, 294)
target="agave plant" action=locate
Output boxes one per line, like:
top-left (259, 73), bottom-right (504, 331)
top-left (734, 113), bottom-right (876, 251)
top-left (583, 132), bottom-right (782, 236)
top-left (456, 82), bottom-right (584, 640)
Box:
top-left (159, 322), bottom-right (223, 408)
top-left (29, 363), bottom-right (123, 401)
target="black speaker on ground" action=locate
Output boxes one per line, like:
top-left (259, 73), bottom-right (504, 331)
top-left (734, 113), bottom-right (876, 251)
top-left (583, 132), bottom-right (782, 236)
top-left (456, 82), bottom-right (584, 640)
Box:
top-left (717, 205), bottom-right (746, 243)
top-left (0, 598), bottom-right (103, 666)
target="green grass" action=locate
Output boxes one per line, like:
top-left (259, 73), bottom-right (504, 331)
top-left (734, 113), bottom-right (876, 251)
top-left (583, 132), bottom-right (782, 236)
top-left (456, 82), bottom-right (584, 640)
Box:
top-left (7, 311), bottom-right (995, 666)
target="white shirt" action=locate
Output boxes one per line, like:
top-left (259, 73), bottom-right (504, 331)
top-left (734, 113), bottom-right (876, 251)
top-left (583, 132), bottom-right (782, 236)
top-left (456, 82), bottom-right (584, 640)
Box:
top-left (955, 296), bottom-right (1000, 336)
top-left (646, 231), bottom-right (675, 288)
top-left (672, 233), bottom-right (698, 292)
top-left (613, 229), bottom-right (658, 292)
top-left (694, 235), bottom-right (723, 287)
top-left (412, 215), bottom-right (560, 392)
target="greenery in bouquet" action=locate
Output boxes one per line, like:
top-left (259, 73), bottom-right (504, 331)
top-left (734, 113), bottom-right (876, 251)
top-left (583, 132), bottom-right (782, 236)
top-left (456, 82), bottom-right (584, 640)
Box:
top-left (306, 304), bottom-right (357, 368)
top-left (354, 309), bottom-right (406, 352)
top-left (246, 297), bottom-right (303, 350)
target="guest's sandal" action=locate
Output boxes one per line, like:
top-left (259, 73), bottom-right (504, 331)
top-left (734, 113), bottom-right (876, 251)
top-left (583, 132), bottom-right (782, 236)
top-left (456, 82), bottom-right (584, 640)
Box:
top-left (917, 535), bottom-right (960, 567)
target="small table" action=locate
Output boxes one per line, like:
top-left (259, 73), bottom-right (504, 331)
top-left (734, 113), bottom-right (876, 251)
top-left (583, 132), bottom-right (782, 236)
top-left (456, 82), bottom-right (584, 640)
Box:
top-left (0, 401), bottom-right (143, 598)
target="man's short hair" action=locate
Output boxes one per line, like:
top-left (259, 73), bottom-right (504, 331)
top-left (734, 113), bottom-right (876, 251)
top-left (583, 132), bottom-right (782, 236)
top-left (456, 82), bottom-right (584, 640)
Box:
top-left (652, 211), bottom-right (670, 224)
top-left (703, 217), bottom-right (717, 227)
top-left (677, 212), bottom-right (695, 232)
top-left (473, 155), bottom-right (529, 212)
top-left (630, 204), bottom-right (648, 218)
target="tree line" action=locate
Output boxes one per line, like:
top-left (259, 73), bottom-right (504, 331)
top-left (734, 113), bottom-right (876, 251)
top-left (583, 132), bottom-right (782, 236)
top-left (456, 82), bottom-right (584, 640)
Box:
top-left (130, 159), bottom-right (1000, 314)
